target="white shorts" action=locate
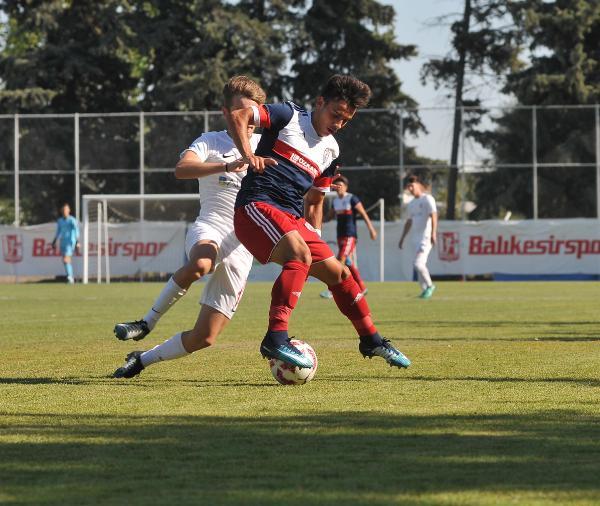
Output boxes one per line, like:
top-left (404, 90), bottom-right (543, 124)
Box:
top-left (413, 241), bottom-right (432, 266)
top-left (185, 219), bottom-right (254, 319)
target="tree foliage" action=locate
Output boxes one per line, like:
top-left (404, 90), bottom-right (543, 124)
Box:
top-left (470, 0), bottom-right (600, 219)
top-left (0, 0), bottom-right (421, 224)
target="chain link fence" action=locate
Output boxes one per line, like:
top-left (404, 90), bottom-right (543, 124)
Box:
top-left (1, 105), bottom-right (598, 225)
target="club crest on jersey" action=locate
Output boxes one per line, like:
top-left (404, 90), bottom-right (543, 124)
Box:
top-left (323, 148), bottom-right (335, 166)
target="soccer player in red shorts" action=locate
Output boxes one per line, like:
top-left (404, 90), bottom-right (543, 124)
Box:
top-left (320, 174), bottom-right (377, 299)
top-left (227, 74), bottom-right (410, 370)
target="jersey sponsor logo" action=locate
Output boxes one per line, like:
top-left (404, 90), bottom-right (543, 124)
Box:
top-left (439, 231), bottom-right (460, 262)
top-left (291, 291), bottom-right (302, 298)
top-left (218, 175), bottom-right (241, 189)
top-left (2, 234), bottom-right (23, 263)
top-left (273, 139), bottom-right (320, 179)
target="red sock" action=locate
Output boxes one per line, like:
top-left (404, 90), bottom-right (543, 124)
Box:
top-left (329, 275), bottom-right (377, 336)
top-left (268, 261), bottom-right (310, 332)
top-left (348, 263), bottom-right (366, 291)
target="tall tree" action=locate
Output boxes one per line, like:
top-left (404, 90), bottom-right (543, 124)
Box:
top-left (421, 0), bottom-right (522, 219)
top-left (289, 0), bottom-right (422, 218)
top-left (470, 0), bottom-right (599, 219)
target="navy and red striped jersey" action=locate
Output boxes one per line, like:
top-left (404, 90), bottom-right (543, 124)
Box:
top-left (333, 192), bottom-right (361, 238)
top-left (235, 102), bottom-right (339, 217)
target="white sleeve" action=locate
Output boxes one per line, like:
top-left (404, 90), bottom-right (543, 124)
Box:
top-left (426, 195), bottom-right (437, 214)
top-left (181, 134), bottom-right (210, 162)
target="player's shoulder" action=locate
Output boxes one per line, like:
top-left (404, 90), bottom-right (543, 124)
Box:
top-left (424, 193), bottom-right (437, 206)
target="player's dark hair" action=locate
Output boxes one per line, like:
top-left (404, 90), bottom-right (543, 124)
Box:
top-left (320, 75), bottom-right (371, 109)
top-left (333, 175), bottom-right (349, 187)
top-left (223, 76), bottom-right (266, 108)
top-left (404, 170), bottom-right (432, 188)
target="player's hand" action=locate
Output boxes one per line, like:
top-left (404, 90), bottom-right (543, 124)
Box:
top-left (398, 240), bottom-right (403, 249)
top-left (369, 229), bottom-right (377, 240)
top-left (76, 242), bottom-right (81, 253)
top-left (226, 159), bottom-right (249, 173)
top-left (245, 154), bottom-right (277, 174)
top-left (51, 240), bottom-right (57, 249)
top-left (431, 235), bottom-right (437, 247)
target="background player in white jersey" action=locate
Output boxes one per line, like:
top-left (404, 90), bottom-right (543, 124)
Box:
top-left (51, 203), bottom-right (80, 284)
top-left (398, 172), bottom-right (438, 299)
top-left (320, 174), bottom-right (377, 299)
top-left (113, 76), bottom-right (266, 378)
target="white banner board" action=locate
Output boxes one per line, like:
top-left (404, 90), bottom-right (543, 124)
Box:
top-left (2, 219), bottom-right (599, 281)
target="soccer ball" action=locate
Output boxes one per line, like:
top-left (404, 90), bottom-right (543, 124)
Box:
top-left (269, 339), bottom-right (318, 385)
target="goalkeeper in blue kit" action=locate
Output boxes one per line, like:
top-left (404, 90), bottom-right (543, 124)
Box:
top-left (52, 203), bottom-right (80, 284)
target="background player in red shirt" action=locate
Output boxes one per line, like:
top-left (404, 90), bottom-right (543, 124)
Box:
top-left (227, 74), bottom-right (410, 370)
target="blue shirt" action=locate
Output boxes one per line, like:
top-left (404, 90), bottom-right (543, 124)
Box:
top-left (55, 216), bottom-right (79, 245)
top-left (235, 102), bottom-right (339, 218)
top-left (333, 193), bottom-right (361, 238)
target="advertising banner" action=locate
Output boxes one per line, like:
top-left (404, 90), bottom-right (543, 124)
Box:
top-left (2, 219), bottom-right (599, 281)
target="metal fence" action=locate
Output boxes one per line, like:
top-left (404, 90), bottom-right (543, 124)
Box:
top-left (1, 105), bottom-right (599, 225)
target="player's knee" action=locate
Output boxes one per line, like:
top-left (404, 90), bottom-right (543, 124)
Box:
top-left (287, 243), bottom-right (312, 264)
top-left (340, 265), bottom-right (352, 281)
top-left (189, 257), bottom-right (212, 278)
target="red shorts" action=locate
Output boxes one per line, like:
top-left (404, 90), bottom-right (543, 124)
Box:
top-left (234, 202), bottom-right (335, 265)
top-left (337, 236), bottom-right (357, 259)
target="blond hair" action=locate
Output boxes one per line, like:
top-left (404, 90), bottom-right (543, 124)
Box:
top-left (223, 76), bottom-right (266, 107)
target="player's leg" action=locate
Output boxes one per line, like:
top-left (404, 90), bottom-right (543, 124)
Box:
top-left (233, 202), bottom-right (313, 368)
top-left (61, 242), bottom-right (75, 283)
top-left (113, 222), bottom-right (220, 341)
top-left (113, 247), bottom-right (250, 378)
top-left (113, 306), bottom-right (228, 378)
top-left (62, 255), bottom-right (74, 283)
top-left (415, 244), bottom-right (435, 299)
top-left (341, 237), bottom-right (366, 293)
top-left (305, 228), bottom-right (410, 368)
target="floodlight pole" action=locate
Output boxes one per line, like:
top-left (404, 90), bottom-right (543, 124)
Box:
top-left (14, 114), bottom-right (19, 227)
top-left (379, 198), bottom-right (385, 282)
top-left (74, 113), bottom-right (80, 221)
top-left (596, 104), bottom-right (600, 219)
top-left (532, 106), bottom-right (539, 220)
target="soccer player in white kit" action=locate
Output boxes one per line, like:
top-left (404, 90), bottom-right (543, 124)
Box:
top-left (113, 76), bottom-right (266, 378)
top-left (398, 172), bottom-right (438, 299)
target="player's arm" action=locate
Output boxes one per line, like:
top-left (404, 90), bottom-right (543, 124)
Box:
top-left (51, 221), bottom-right (60, 249)
top-left (73, 218), bottom-right (81, 252)
top-left (226, 107), bottom-right (276, 173)
top-left (430, 211), bottom-right (438, 247)
top-left (175, 151), bottom-right (246, 179)
top-left (355, 202), bottom-right (377, 240)
top-left (304, 188), bottom-right (325, 234)
top-left (398, 219), bottom-right (412, 249)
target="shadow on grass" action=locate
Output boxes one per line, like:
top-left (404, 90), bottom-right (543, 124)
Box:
top-left (1, 410), bottom-right (599, 505)
top-left (0, 377), bottom-right (279, 388)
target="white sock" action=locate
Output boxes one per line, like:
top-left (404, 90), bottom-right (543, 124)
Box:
top-left (140, 332), bottom-right (189, 367)
top-left (143, 277), bottom-right (187, 330)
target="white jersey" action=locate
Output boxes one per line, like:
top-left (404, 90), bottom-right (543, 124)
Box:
top-left (185, 130), bottom-right (261, 230)
top-left (407, 194), bottom-right (437, 245)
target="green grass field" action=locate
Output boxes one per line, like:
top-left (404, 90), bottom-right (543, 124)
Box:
top-left (1, 281), bottom-right (599, 505)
